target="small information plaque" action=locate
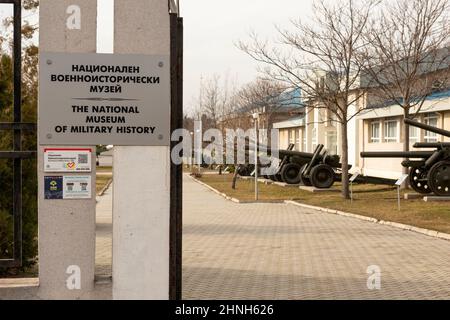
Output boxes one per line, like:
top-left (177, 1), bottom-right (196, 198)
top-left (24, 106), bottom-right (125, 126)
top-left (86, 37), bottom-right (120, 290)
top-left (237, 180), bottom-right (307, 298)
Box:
top-left (44, 175), bottom-right (92, 200)
top-left (395, 174), bottom-right (409, 186)
top-left (63, 176), bottom-right (92, 199)
top-left (44, 148), bottom-right (92, 172)
top-left (44, 176), bottom-right (64, 200)
top-left (349, 172), bottom-right (360, 183)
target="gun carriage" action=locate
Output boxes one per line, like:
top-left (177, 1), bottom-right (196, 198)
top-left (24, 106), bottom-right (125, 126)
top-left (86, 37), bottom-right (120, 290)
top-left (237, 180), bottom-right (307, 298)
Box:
top-left (239, 143), bottom-right (345, 189)
top-left (361, 118), bottom-right (450, 196)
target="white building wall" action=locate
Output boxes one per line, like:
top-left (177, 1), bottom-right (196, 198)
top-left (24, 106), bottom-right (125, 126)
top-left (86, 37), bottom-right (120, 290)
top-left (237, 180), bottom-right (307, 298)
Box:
top-left (359, 99), bottom-right (450, 179)
top-left (347, 102), bottom-right (358, 169)
top-left (273, 91), bottom-right (450, 180)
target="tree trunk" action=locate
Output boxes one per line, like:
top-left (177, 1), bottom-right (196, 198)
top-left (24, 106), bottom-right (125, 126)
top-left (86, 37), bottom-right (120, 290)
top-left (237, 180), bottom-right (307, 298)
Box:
top-left (340, 122), bottom-right (350, 199)
top-left (402, 107), bottom-right (410, 188)
top-left (232, 165), bottom-right (239, 189)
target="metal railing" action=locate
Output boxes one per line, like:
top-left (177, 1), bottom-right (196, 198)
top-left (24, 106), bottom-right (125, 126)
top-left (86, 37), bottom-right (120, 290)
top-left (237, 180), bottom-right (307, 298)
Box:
top-left (0, 0), bottom-right (36, 268)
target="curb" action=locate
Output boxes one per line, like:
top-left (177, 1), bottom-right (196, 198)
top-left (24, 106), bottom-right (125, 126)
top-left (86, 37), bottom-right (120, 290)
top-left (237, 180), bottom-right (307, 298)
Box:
top-left (97, 178), bottom-right (113, 197)
top-left (189, 175), bottom-right (284, 204)
top-left (189, 174), bottom-right (450, 242)
top-left (284, 200), bottom-right (450, 242)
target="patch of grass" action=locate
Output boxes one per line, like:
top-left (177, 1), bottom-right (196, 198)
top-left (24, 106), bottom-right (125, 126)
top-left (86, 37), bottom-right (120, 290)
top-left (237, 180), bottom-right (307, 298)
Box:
top-left (198, 174), bottom-right (450, 234)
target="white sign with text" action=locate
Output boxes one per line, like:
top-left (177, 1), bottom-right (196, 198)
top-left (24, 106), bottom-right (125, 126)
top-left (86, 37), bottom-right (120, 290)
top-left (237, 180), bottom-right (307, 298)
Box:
top-left (63, 176), bottom-right (92, 199)
top-left (39, 52), bottom-right (170, 146)
top-left (44, 148), bottom-right (92, 172)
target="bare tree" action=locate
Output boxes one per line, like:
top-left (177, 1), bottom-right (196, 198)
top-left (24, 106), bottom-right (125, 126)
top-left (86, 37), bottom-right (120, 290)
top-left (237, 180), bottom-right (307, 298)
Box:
top-left (196, 73), bottom-right (236, 130)
top-left (361, 0), bottom-right (450, 175)
top-left (234, 78), bottom-right (299, 132)
top-left (238, 0), bottom-right (377, 199)
top-left (187, 73), bottom-right (238, 170)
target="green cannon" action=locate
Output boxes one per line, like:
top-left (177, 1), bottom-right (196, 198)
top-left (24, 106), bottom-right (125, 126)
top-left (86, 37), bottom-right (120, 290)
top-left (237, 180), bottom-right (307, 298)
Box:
top-left (361, 118), bottom-right (450, 196)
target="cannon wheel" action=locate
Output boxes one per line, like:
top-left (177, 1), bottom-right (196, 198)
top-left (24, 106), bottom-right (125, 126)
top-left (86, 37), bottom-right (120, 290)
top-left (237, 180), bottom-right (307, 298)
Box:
top-left (274, 173), bottom-right (283, 182)
top-left (272, 164), bottom-right (285, 182)
top-left (409, 166), bottom-right (432, 194)
top-left (237, 165), bottom-right (249, 177)
top-left (299, 164), bottom-right (312, 186)
top-left (428, 161), bottom-right (450, 196)
top-left (280, 163), bottom-right (302, 185)
top-left (310, 164), bottom-right (335, 189)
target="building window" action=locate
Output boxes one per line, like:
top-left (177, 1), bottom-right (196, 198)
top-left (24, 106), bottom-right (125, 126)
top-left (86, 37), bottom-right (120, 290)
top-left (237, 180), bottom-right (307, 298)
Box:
top-left (424, 113), bottom-right (439, 142)
top-left (326, 131), bottom-right (338, 154)
top-left (288, 129), bottom-right (300, 151)
top-left (327, 110), bottom-right (337, 127)
top-left (370, 121), bottom-right (381, 143)
top-left (288, 129), bottom-right (295, 146)
top-left (312, 127), bottom-right (318, 150)
top-left (384, 119), bottom-right (398, 142)
top-left (295, 130), bottom-right (301, 151)
top-left (409, 122), bottom-right (419, 144)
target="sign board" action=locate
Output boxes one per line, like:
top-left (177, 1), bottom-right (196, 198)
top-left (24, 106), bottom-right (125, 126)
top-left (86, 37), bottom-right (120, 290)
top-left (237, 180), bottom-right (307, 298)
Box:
top-left (63, 176), bottom-right (92, 199)
top-left (395, 174), bottom-right (409, 186)
top-left (39, 52), bottom-right (170, 146)
top-left (349, 172), bottom-right (360, 183)
top-left (44, 176), bottom-right (64, 199)
top-left (44, 148), bottom-right (92, 172)
top-left (44, 175), bottom-right (92, 199)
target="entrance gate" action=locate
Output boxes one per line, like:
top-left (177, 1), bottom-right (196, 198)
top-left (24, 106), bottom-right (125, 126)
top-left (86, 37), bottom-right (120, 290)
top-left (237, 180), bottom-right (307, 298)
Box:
top-left (0, 0), bottom-right (35, 268)
top-left (0, 0), bottom-right (182, 299)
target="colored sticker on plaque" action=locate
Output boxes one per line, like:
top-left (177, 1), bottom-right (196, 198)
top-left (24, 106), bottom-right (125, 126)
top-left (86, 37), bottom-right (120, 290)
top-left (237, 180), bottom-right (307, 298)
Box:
top-left (44, 176), bottom-right (91, 200)
top-left (44, 148), bottom-right (92, 172)
top-left (44, 176), bottom-right (64, 199)
top-left (63, 176), bottom-right (92, 199)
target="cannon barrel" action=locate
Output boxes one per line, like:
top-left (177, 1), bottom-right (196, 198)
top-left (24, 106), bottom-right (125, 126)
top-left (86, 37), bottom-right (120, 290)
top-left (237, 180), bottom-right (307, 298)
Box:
top-left (268, 149), bottom-right (316, 159)
top-left (360, 151), bottom-right (434, 158)
top-left (405, 118), bottom-right (450, 138)
top-left (244, 142), bottom-right (289, 152)
top-left (243, 145), bottom-right (315, 159)
top-left (413, 142), bottom-right (450, 148)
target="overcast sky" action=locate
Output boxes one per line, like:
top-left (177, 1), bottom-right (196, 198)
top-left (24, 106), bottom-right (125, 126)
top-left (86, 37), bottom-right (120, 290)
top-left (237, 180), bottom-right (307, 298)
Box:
top-left (180, 0), bottom-right (314, 114)
top-left (1, 0), bottom-right (314, 113)
top-left (97, 0), bottom-right (315, 114)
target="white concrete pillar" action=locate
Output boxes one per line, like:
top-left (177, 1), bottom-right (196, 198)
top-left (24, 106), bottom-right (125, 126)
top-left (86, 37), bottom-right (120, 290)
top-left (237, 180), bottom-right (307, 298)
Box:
top-left (38, 0), bottom-right (97, 299)
top-left (112, 0), bottom-right (171, 300)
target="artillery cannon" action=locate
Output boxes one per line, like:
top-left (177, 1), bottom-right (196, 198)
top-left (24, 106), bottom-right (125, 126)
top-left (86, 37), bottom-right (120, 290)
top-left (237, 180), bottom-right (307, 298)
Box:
top-left (361, 118), bottom-right (450, 196)
top-left (265, 144), bottom-right (344, 188)
top-left (236, 164), bottom-right (255, 177)
top-left (235, 140), bottom-right (344, 188)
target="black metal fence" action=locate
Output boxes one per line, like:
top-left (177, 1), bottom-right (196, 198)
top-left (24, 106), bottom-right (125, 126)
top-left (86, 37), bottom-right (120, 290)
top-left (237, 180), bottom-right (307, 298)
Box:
top-left (0, 0), bottom-right (36, 268)
top-left (169, 11), bottom-right (183, 301)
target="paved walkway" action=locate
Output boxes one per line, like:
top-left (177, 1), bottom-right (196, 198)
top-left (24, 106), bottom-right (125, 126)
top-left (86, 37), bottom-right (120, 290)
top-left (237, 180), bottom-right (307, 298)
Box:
top-left (2, 175), bottom-right (450, 299)
top-left (95, 187), bottom-right (113, 279)
top-left (183, 175), bottom-right (450, 300)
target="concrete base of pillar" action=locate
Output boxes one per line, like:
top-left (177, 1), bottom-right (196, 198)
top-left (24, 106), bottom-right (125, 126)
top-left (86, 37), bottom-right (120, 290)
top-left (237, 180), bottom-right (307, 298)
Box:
top-left (0, 280), bottom-right (113, 300)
